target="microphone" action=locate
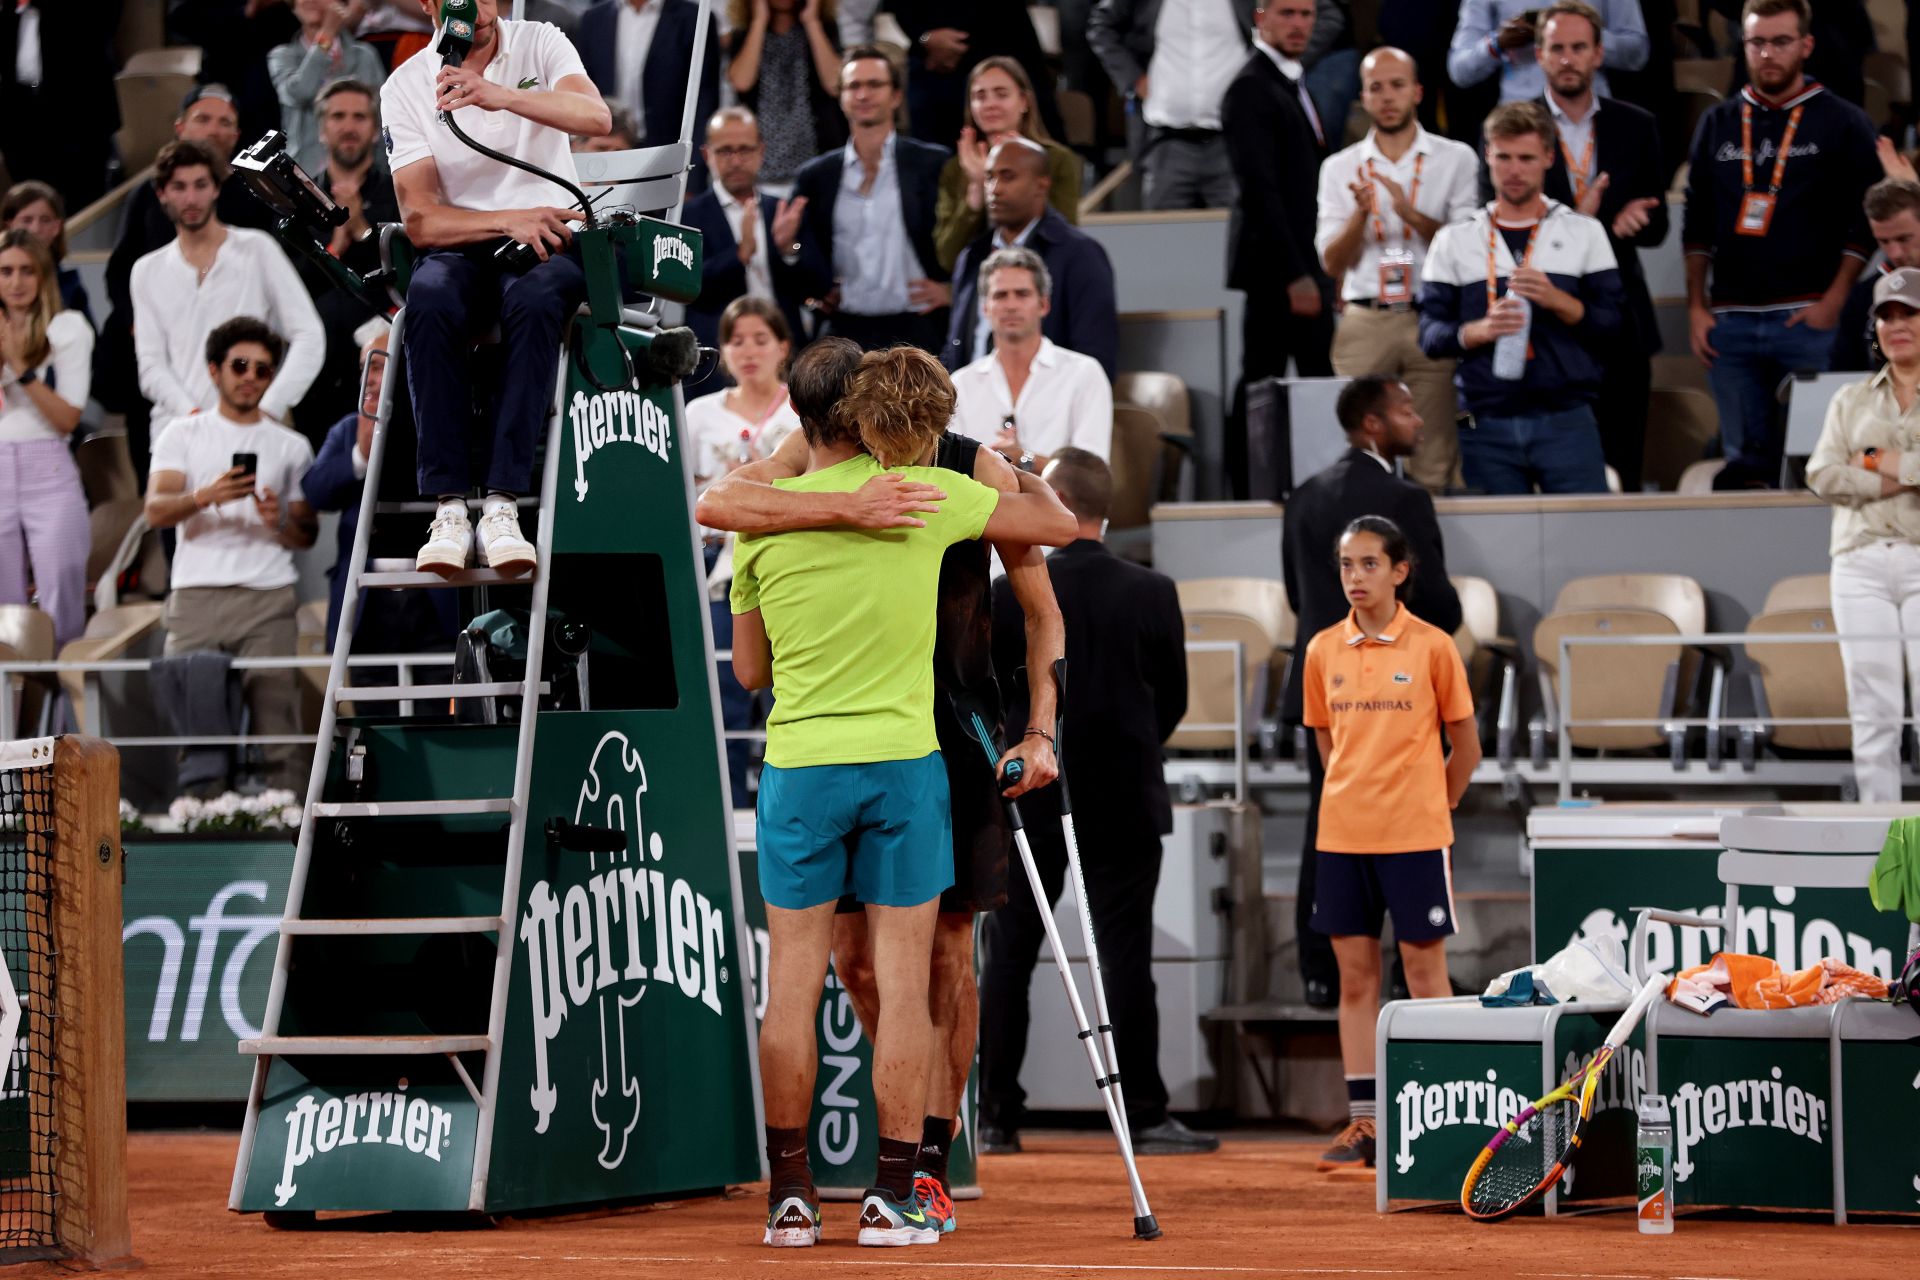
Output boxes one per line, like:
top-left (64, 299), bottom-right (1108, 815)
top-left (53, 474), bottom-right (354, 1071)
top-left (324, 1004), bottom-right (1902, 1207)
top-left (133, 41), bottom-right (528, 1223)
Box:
top-left (437, 0), bottom-right (476, 69)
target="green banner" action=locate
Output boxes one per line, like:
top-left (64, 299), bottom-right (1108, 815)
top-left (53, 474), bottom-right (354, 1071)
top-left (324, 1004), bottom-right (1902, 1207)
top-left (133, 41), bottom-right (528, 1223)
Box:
top-left (1658, 1035), bottom-right (1833, 1210)
top-left (1840, 1041), bottom-right (1920, 1214)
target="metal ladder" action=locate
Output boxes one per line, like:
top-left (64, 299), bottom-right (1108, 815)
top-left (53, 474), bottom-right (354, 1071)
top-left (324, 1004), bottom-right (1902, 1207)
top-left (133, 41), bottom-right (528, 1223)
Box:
top-left (228, 304), bottom-right (567, 1212)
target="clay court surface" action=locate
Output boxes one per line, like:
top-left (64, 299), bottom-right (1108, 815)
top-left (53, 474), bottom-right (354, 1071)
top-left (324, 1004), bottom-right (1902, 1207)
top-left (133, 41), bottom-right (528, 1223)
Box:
top-left (44, 1131), bottom-right (1916, 1279)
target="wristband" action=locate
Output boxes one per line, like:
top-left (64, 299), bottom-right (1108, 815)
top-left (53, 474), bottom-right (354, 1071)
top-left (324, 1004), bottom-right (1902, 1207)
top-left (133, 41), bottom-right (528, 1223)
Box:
top-left (16, 368), bottom-right (35, 386)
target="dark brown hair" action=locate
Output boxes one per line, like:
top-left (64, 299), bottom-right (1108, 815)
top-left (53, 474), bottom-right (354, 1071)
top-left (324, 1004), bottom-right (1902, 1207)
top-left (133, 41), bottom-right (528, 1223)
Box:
top-left (842, 44), bottom-right (901, 91)
top-left (205, 315), bottom-right (287, 369)
top-left (789, 337), bottom-right (863, 447)
top-left (718, 296), bottom-right (792, 378)
top-left (153, 139), bottom-right (226, 190)
top-left (2, 181), bottom-right (65, 259)
top-left (841, 347), bottom-right (956, 467)
top-left (1536, 0), bottom-right (1604, 42)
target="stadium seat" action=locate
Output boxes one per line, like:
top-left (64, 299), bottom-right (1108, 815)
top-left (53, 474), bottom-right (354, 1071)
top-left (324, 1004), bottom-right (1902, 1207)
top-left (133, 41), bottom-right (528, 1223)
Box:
top-left (1740, 574), bottom-right (1851, 764)
top-left (1781, 372), bottom-right (1867, 486)
top-left (56, 602), bottom-right (165, 734)
top-left (1028, 4), bottom-right (1061, 57)
top-left (1644, 386), bottom-right (1718, 491)
top-left (120, 47), bottom-right (203, 78)
top-left (1451, 574), bottom-right (1521, 766)
top-left (0, 604), bottom-right (57, 737)
top-left (1107, 402), bottom-right (1192, 562)
top-left (1057, 88), bottom-right (1097, 152)
top-left (1168, 577), bottom-right (1292, 755)
top-left (1675, 458), bottom-right (1725, 494)
top-left (1529, 573), bottom-right (1723, 767)
top-left (1115, 369), bottom-right (1193, 444)
top-left (1651, 353), bottom-right (1710, 395)
top-left (115, 70), bottom-right (196, 176)
top-left (1864, 50), bottom-right (1910, 124)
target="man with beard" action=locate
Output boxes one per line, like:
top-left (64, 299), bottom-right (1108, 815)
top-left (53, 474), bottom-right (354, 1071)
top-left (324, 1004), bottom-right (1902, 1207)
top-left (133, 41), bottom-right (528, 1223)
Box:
top-left (129, 141), bottom-right (325, 429)
top-left (1832, 180), bottom-right (1920, 373)
top-left (1682, 0), bottom-right (1877, 488)
top-left (1317, 47), bottom-right (1480, 493)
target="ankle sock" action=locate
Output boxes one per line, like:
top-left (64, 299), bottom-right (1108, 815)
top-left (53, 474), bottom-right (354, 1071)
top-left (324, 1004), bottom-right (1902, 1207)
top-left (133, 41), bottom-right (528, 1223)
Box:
top-left (1346, 1074), bottom-right (1377, 1122)
top-left (918, 1116), bottom-right (952, 1192)
top-left (765, 1125), bottom-right (813, 1200)
top-left (435, 495), bottom-right (467, 520)
top-left (873, 1135), bottom-right (919, 1201)
top-left (482, 491), bottom-right (516, 519)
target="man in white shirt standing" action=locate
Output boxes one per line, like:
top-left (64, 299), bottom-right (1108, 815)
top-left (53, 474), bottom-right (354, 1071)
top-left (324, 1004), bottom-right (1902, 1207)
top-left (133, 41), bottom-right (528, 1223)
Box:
top-left (381, 0), bottom-right (611, 575)
top-left (1317, 48), bottom-right (1480, 492)
top-left (130, 141), bottom-right (327, 431)
top-left (143, 317), bottom-right (320, 791)
top-left (951, 247), bottom-right (1112, 472)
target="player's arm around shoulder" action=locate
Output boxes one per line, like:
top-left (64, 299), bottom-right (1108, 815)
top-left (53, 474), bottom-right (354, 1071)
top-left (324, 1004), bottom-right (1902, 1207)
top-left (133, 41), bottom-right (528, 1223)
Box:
top-left (972, 451), bottom-right (1076, 547)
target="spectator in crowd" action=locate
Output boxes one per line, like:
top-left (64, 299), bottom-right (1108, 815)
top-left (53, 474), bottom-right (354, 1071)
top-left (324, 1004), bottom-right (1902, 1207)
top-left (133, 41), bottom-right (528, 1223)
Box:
top-left (100, 86), bottom-right (278, 484)
top-left (143, 316), bottom-right (319, 792)
top-left (0, 230), bottom-right (93, 648)
top-left (574, 103), bottom-right (642, 153)
top-left (1281, 374), bottom-right (1461, 1011)
top-left (1711, 0), bottom-right (1874, 107)
top-left (1088, 0), bottom-right (1254, 210)
top-left (934, 57), bottom-right (1081, 274)
top-left (170, 0), bottom-right (302, 150)
top-left (1682, 0), bottom-right (1877, 489)
top-left (888, 1), bottom-right (1063, 150)
top-left (1225, 0), bottom-right (1335, 500)
top-left (269, 0), bottom-right (388, 174)
top-left (777, 46), bottom-right (951, 353)
top-left (1447, 0), bottom-right (1648, 103)
top-left (950, 247), bottom-right (1114, 471)
top-left (0, 0), bottom-right (121, 211)
top-left (683, 108), bottom-right (809, 354)
top-left (130, 142), bottom-right (325, 430)
top-left (1419, 101), bottom-right (1623, 494)
top-left (1303, 0), bottom-right (1361, 148)
top-left (725, 0), bottom-right (845, 187)
top-left (1526, 0), bottom-right (1667, 492)
top-left (385, 0), bottom-right (612, 576)
top-left (944, 140), bottom-right (1117, 377)
top-left (576, 0), bottom-right (721, 192)
top-left (1807, 268), bottom-right (1920, 806)
top-left (685, 297), bottom-right (803, 801)
top-left (1317, 47), bottom-right (1480, 493)
top-left (983, 448), bottom-right (1214, 1156)
top-left (3, 182), bottom-right (91, 326)
top-left (1834, 180), bottom-right (1920, 374)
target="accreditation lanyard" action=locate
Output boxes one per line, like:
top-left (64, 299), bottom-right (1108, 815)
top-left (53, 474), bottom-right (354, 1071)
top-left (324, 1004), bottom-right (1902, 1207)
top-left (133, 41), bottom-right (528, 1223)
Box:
top-left (1367, 154), bottom-right (1424, 243)
top-left (1559, 130), bottom-right (1596, 200)
top-left (1487, 211), bottom-right (1543, 358)
top-left (1736, 99), bottom-right (1804, 237)
top-left (734, 387), bottom-right (790, 455)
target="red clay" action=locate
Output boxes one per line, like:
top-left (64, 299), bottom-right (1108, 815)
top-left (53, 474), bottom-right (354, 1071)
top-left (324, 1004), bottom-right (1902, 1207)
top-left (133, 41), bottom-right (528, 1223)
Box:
top-left (31, 1131), bottom-right (1918, 1278)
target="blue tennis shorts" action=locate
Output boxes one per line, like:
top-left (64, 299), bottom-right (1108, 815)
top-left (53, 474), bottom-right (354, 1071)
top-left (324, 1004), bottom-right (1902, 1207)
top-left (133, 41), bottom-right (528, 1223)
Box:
top-left (1311, 848), bottom-right (1456, 942)
top-left (756, 753), bottom-right (955, 910)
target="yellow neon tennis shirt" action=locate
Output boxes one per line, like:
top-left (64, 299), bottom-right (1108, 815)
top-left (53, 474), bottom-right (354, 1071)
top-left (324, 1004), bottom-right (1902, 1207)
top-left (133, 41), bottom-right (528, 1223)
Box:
top-left (730, 453), bottom-right (1000, 768)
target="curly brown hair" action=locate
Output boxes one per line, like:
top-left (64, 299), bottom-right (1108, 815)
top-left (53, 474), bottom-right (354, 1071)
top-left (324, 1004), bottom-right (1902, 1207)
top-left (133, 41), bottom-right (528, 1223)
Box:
top-left (839, 346), bottom-right (956, 468)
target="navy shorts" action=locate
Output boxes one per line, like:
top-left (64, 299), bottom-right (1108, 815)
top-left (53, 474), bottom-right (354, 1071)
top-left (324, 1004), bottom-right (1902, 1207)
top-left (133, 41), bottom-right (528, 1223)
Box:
top-left (1311, 848), bottom-right (1456, 942)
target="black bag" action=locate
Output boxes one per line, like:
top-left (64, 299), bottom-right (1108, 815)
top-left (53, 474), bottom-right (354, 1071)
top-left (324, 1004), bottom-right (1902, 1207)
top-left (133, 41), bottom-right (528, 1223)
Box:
top-left (451, 609), bottom-right (590, 724)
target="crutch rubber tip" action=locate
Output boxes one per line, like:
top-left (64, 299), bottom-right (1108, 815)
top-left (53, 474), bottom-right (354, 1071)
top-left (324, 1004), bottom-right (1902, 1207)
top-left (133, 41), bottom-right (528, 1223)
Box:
top-left (1134, 1214), bottom-right (1162, 1240)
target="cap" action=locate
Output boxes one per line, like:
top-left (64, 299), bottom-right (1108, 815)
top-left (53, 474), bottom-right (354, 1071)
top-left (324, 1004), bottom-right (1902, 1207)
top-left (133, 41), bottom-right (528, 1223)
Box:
top-left (178, 82), bottom-right (237, 117)
top-left (1873, 267), bottom-right (1920, 316)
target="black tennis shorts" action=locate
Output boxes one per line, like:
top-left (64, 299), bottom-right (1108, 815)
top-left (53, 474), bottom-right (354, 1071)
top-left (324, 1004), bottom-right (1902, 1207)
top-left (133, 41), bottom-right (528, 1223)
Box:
top-left (1311, 848), bottom-right (1456, 942)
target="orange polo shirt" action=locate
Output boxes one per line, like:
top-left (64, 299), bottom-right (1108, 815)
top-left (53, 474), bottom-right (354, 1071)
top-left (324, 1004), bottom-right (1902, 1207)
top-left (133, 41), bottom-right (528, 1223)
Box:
top-left (1302, 602), bottom-right (1474, 854)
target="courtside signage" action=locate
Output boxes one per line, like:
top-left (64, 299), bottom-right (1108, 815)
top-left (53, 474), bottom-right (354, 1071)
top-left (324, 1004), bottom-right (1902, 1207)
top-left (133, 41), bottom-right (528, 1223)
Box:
top-left (567, 388), bottom-right (675, 502)
top-left (1656, 1038), bottom-right (1833, 1210)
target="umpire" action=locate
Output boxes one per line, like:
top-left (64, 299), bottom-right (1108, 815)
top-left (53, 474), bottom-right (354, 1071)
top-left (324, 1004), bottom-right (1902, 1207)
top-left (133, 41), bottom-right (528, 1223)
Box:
top-left (979, 449), bottom-right (1217, 1155)
top-left (1283, 374), bottom-right (1461, 1008)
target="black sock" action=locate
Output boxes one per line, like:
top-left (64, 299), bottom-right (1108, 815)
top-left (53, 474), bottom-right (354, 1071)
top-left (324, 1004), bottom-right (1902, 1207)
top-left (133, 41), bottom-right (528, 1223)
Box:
top-left (766, 1125), bottom-right (813, 1200)
top-left (1346, 1074), bottom-right (1378, 1122)
top-left (873, 1135), bottom-right (919, 1201)
top-left (919, 1116), bottom-right (952, 1192)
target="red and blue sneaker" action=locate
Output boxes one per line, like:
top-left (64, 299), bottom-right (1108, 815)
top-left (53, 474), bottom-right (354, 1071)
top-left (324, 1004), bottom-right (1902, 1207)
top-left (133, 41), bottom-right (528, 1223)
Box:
top-left (914, 1171), bottom-right (956, 1234)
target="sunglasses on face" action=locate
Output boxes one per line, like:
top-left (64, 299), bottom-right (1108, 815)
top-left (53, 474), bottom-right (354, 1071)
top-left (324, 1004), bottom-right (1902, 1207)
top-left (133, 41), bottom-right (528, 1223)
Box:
top-left (227, 357), bottom-right (275, 378)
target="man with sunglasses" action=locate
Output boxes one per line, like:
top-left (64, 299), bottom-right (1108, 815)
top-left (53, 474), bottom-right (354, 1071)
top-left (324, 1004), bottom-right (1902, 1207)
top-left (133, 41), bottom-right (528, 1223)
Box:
top-left (145, 316), bottom-right (320, 792)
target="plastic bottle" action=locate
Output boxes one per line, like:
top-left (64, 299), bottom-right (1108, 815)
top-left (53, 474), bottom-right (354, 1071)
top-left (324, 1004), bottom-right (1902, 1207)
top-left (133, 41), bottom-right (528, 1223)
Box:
top-left (1491, 293), bottom-right (1532, 381)
top-left (737, 429), bottom-right (754, 465)
top-left (1636, 1093), bottom-right (1674, 1234)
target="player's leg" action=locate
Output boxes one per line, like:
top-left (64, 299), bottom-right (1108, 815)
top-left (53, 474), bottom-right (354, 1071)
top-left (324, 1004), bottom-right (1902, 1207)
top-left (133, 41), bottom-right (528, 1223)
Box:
top-left (1383, 848), bottom-right (1458, 1000)
top-left (830, 908), bottom-right (879, 1037)
top-left (915, 910), bottom-right (974, 1221)
top-left (1312, 850), bottom-right (1388, 1171)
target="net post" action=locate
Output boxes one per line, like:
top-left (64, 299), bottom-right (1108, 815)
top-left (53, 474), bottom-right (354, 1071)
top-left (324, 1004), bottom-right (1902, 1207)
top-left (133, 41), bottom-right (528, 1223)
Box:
top-left (50, 735), bottom-right (129, 1264)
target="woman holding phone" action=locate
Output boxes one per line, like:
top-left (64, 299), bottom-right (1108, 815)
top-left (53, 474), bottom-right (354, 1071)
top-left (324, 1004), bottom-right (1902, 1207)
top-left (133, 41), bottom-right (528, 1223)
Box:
top-left (0, 229), bottom-right (93, 646)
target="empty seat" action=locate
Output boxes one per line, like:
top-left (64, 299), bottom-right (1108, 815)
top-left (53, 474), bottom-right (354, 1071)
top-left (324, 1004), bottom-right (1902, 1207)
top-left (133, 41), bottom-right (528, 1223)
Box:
top-left (1672, 57), bottom-right (1733, 95)
top-left (0, 605), bottom-right (57, 736)
top-left (115, 71), bottom-right (196, 175)
top-left (1675, 458), bottom-right (1725, 495)
top-left (1741, 574), bottom-right (1848, 761)
top-left (1108, 402), bottom-right (1193, 562)
top-left (57, 602), bottom-right (165, 732)
top-left (1115, 371), bottom-right (1192, 445)
top-left (1644, 387), bottom-right (1719, 491)
top-left (1168, 578), bottom-right (1292, 754)
top-left (1452, 575), bottom-right (1522, 765)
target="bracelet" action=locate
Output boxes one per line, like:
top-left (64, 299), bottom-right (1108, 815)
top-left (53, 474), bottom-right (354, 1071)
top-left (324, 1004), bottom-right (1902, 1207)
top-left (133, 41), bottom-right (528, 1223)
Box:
top-left (1022, 728), bottom-right (1054, 744)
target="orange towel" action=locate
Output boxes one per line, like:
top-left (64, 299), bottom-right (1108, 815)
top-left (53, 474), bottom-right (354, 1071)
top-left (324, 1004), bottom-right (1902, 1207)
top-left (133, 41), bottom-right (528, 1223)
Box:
top-left (1667, 952), bottom-right (1889, 1013)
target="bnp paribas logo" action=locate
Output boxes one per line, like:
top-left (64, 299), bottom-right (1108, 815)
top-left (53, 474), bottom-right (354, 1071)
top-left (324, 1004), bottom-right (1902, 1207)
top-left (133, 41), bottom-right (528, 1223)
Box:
top-left (520, 731), bottom-right (730, 1170)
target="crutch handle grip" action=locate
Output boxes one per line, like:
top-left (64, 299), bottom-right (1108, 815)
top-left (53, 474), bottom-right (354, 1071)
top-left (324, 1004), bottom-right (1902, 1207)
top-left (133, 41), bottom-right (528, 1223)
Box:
top-left (1001, 758), bottom-right (1024, 788)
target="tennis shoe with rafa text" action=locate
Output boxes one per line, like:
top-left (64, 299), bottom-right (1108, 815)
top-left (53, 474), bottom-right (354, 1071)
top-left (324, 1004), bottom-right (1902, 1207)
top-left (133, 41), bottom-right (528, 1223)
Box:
top-left (856, 1188), bottom-right (940, 1246)
top-left (1316, 1116), bottom-right (1377, 1171)
top-left (763, 1191), bottom-right (821, 1247)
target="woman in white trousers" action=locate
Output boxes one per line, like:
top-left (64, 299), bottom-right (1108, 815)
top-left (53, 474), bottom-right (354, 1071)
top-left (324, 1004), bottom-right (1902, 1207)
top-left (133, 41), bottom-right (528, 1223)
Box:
top-left (1808, 268), bottom-right (1920, 803)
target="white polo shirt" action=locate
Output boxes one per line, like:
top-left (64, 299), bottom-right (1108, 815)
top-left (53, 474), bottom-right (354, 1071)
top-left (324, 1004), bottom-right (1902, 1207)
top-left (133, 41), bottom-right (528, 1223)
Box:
top-left (950, 339), bottom-right (1113, 463)
top-left (1314, 126), bottom-right (1480, 304)
top-left (381, 18), bottom-right (587, 212)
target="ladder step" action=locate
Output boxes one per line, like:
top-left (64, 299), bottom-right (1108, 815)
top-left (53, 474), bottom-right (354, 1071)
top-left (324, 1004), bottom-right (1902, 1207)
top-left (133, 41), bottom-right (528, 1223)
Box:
top-left (336, 681), bottom-right (548, 703)
top-left (372, 496), bottom-right (540, 515)
top-left (280, 916), bottom-right (502, 936)
top-left (240, 1034), bottom-right (492, 1057)
top-left (310, 798), bottom-right (512, 818)
top-left (358, 568), bottom-right (536, 589)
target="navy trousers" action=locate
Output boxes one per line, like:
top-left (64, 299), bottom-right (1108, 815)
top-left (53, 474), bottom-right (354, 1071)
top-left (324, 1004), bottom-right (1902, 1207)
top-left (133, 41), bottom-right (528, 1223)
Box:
top-left (403, 245), bottom-right (588, 497)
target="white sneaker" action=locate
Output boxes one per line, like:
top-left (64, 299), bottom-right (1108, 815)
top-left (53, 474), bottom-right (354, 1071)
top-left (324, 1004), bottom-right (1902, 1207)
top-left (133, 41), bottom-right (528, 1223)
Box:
top-left (475, 504), bottom-right (536, 575)
top-left (415, 505), bottom-right (472, 576)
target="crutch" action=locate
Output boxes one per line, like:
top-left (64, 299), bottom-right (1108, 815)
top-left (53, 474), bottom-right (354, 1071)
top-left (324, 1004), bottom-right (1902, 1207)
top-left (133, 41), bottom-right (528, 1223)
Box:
top-left (952, 685), bottom-right (1162, 1241)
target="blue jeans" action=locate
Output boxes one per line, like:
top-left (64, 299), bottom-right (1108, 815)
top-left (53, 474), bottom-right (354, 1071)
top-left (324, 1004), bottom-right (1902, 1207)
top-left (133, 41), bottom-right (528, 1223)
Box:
top-left (1706, 307), bottom-right (1836, 487)
top-left (1460, 403), bottom-right (1608, 495)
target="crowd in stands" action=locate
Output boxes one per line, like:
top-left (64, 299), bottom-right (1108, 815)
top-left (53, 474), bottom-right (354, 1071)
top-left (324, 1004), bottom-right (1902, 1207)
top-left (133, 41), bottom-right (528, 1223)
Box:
top-left (7, 0), bottom-right (1920, 778)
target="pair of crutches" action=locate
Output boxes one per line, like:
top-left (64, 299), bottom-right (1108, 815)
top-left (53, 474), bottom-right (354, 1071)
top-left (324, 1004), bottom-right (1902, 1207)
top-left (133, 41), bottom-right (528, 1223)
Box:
top-left (955, 658), bottom-right (1161, 1241)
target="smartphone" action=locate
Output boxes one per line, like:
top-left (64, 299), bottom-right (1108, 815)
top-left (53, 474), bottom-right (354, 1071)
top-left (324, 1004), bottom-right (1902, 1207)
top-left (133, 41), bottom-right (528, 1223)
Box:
top-left (231, 452), bottom-right (259, 481)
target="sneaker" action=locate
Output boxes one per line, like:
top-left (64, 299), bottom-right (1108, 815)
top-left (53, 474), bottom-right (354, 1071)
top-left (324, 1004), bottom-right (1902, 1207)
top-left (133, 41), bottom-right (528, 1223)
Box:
top-left (978, 1121), bottom-right (1021, 1154)
top-left (1131, 1115), bottom-right (1221, 1155)
top-left (763, 1191), bottom-right (820, 1247)
top-left (914, 1172), bottom-right (955, 1234)
top-left (1316, 1116), bottom-right (1377, 1171)
top-left (475, 503), bottom-right (536, 575)
top-left (415, 505), bottom-right (472, 576)
top-left (855, 1188), bottom-right (939, 1247)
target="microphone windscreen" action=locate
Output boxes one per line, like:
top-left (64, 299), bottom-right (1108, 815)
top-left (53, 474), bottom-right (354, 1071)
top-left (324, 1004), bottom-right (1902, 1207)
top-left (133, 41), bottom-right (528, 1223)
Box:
top-left (643, 326), bottom-right (701, 382)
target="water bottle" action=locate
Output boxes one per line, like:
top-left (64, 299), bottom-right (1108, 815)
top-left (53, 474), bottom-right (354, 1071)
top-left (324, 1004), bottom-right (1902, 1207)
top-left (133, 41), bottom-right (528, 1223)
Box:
top-left (737, 428), bottom-right (754, 465)
top-left (1636, 1093), bottom-right (1674, 1234)
top-left (1491, 293), bottom-right (1532, 381)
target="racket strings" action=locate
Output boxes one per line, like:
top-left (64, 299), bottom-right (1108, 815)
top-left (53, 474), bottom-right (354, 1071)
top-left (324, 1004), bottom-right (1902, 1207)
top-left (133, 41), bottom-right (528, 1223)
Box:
top-left (1467, 1102), bottom-right (1575, 1214)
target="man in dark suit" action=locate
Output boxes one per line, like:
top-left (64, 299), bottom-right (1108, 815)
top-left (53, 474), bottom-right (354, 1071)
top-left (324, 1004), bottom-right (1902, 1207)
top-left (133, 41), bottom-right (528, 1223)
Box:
top-left (944, 140), bottom-right (1119, 378)
top-left (981, 449), bottom-right (1217, 1156)
top-left (575, 0), bottom-right (720, 193)
top-left (773, 46), bottom-right (952, 352)
top-left (1281, 374), bottom-right (1461, 1008)
top-left (1528, 1), bottom-right (1667, 491)
top-left (0, 0), bottom-right (121, 211)
top-left (885, 0), bottom-right (1063, 147)
top-left (681, 107), bottom-right (808, 353)
top-left (1225, 0), bottom-right (1336, 500)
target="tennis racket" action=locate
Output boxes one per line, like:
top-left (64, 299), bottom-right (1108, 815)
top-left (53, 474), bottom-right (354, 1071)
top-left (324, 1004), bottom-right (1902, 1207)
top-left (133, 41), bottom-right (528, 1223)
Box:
top-left (1460, 973), bottom-right (1667, 1222)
